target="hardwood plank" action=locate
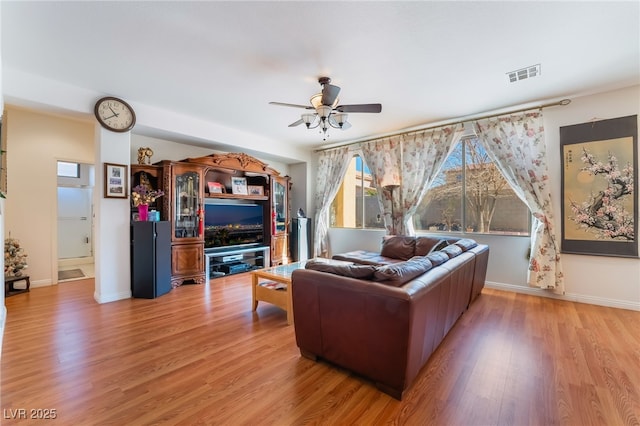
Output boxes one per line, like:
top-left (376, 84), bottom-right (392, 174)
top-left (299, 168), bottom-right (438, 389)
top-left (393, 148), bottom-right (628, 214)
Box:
top-left (2, 277), bottom-right (639, 425)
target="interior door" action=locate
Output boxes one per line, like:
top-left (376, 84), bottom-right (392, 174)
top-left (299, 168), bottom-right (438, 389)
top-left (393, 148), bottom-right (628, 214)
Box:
top-left (57, 187), bottom-right (92, 258)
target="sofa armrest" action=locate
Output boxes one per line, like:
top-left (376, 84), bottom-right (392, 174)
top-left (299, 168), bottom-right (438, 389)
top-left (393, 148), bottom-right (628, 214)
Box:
top-left (468, 244), bottom-right (489, 304)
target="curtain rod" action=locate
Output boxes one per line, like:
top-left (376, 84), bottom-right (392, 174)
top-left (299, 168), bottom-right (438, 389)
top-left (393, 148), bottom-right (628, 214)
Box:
top-left (314, 98), bottom-right (571, 152)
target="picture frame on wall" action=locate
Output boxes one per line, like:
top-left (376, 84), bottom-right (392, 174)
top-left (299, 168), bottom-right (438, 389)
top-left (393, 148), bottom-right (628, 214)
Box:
top-left (560, 115), bottom-right (638, 258)
top-left (104, 162), bottom-right (128, 198)
top-left (231, 177), bottom-right (248, 195)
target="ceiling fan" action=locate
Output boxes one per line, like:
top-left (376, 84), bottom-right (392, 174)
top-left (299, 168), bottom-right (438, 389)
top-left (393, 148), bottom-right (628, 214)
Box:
top-left (269, 77), bottom-right (382, 140)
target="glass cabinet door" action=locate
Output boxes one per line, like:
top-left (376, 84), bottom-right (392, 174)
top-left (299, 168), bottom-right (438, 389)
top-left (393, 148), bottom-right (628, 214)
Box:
top-left (273, 178), bottom-right (287, 233)
top-left (174, 170), bottom-right (201, 239)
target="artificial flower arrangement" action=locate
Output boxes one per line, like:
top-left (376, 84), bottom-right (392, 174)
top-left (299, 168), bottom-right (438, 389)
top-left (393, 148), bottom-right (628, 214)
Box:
top-left (5, 236), bottom-right (28, 277)
top-left (131, 185), bottom-right (165, 206)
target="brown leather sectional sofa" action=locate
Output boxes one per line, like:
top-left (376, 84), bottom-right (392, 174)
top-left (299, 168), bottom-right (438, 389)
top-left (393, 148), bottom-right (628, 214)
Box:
top-left (291, 236), bottom-right (489, 400)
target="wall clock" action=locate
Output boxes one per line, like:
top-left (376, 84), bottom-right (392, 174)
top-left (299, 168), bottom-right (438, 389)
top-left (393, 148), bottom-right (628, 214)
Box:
top-left (94, 96), bottom-right (136, 132)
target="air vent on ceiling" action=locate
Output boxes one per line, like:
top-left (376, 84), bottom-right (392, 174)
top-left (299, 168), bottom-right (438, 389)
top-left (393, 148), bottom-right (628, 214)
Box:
top-left (507, 64), bottom-right (541, 83)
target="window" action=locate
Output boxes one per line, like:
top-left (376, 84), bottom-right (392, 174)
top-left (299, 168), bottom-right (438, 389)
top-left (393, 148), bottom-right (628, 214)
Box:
top-left (413, 137), bottom-right (530, 235)
top-left (330, 155), bottom-right (384, 229)
top-left (57, 161), bottom-right (80, 178)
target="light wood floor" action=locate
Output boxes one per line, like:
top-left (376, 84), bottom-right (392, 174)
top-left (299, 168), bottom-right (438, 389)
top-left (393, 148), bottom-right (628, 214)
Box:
top-left (2, 275), bottom-right (639, 425)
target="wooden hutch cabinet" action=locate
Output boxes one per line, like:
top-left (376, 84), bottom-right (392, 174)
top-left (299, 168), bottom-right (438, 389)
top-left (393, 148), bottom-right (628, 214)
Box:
top-left (133, 152), bottom-right (291, 285)
top-left (159, 161), bottom-right (205, 287)
top-left (185, 153), bottom-right (290, 269)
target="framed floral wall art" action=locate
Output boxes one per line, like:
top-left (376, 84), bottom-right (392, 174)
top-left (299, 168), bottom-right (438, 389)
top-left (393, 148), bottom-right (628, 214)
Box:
top-left (560, 115), bottom-right (638, 257)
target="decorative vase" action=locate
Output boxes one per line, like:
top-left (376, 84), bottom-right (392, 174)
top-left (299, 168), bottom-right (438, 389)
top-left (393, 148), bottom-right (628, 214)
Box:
top-left (138, 204), bottom-right (149, 221)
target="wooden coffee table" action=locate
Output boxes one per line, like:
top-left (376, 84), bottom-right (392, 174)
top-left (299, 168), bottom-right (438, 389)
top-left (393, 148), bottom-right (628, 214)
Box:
top-left (251, 258), bottom-right (354, 325)
top-left (251, 261), bottom-right (306, 325)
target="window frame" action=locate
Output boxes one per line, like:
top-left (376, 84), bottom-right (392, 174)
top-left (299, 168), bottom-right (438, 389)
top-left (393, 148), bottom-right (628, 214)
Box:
top-left (415, 136), bottom-right (531, 236)
top-left (57, 161), bottom-right (80, 178)
top-left (329, 154), bottom-right (384, 230)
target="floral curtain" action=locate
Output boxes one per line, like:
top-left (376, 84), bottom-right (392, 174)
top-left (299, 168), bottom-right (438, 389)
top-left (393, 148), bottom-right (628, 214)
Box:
top-left (401, 125), bottom-right (464, 235)
top-left (360, 136), bottom-right (402, 234)
top-left (358, 125), bottom-right (463, 235)
top-left (313, 146), bottom-right (352, 257)
top-left (474, 112), bottom-right (564, 293)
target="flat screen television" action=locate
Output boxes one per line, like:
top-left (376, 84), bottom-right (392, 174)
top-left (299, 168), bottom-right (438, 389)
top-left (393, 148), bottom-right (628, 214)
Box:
top-left (204, 203), bottom-right (264, 249)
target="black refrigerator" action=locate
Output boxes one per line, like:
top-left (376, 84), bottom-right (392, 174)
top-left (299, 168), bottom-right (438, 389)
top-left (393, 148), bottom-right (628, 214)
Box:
top-left (131, 221), bottom-right (172, 298)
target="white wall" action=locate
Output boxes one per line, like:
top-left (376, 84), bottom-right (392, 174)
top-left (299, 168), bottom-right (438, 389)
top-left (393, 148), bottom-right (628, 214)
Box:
top-left (4, 107), bottom-right (94, 287)
top-left (130, 134), bottom-right (290, 175)
top-left (328, 85), bottom-right (640, 311)
top-left (3, 68), bottom-right (312, 165)
top-left (93, 127), bottom-right (131, 303)
top-left (1, 0), bottom-right (6, 350)
top-left (544, 85), bottom-right (640, 310)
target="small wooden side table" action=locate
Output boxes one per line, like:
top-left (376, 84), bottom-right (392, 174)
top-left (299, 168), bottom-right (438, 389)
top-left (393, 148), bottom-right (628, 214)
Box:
top-left (4, 275), bottom-right (30, 297)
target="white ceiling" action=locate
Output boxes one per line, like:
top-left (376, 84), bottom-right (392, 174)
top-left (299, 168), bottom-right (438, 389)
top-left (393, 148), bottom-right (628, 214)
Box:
top-left (2, 1), bottom-right (639, 160)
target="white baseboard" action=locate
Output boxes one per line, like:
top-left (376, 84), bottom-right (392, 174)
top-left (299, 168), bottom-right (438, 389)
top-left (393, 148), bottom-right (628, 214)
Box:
top-left (485, 281), bottom-right (640, 312)
top-left (31, 279), bottom-right (53, 288)
top-left (94, 290), bottom-right (131, 304)
top-left (58, 257), bottom-right (94, 267)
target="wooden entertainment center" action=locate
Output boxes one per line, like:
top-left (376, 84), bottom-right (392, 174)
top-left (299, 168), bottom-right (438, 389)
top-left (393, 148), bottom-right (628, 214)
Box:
top-left (131, 152), bottom-right (290, 287)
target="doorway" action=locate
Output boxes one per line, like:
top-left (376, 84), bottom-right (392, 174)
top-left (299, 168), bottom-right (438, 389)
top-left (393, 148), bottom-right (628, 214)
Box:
top-left (57, 161), bottom-right (95, 282)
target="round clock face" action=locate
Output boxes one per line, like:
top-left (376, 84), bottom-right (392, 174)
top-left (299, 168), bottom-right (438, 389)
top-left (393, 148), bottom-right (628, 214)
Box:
top-left (94, 97), bottom-right (136, 132)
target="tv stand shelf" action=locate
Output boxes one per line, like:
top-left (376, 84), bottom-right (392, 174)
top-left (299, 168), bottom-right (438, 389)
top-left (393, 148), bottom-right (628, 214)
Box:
top-left (205, 245), bottom-right (271, 281)
top-left (205, 193), bottom-right (268, 201)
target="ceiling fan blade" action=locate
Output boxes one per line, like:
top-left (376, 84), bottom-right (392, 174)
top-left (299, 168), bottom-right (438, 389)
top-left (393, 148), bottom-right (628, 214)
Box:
top-left (269, 101), bottom-right (313, 110)
top-left (321, 84), bottom-right (341, 106)
top-left (288, 118), bottom-right (304, 127)
top-left (335, 103), bottom-right (382, 113)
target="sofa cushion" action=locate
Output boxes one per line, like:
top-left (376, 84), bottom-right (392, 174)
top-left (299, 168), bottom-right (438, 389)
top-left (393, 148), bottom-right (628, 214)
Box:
top-left (332, 250), bottom-right (401, 266)
top-left (453, 238), bottom-right (478, 252)
top-left (426, 251), bottom-right (449, 266)
top-left (428, 239), bottom-right (450, 254)
top-left (440, 244), bottom-right (463, 258)
top-left (414, 236), bottom-right (443, 256)
top-left (305, 259), bottom-right (376, 279)
top-left (380, 236), bottom-right (416, 261)
top-left (373, 256), bottom-right (432, 287)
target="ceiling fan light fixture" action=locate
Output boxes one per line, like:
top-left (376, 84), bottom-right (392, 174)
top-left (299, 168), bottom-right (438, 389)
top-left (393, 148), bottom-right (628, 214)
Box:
top-left (332, 113), bottom-right (348, 128)
top-left (270, 75), bottom-right (382, 139)
top-left (301, 113), bottom-right (317, 128)
top-left (317, 105), bottom-right (332, 119)
top-left (310, 93), bottom-right (323, 109)
top-left (311, 92), bottom-right (340, 108)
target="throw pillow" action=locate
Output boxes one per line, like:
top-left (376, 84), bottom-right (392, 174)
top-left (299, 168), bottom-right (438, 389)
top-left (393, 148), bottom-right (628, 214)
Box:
top-left (414, 236), bottom-right (442, 256)
top-left (305, 260), bottom-right (376, 279)
top-left (426, 251), bottom-right (449, 266)
top-left (453, 238), bottom-right (478, 252)
top-left (428, 239), bottom-right (449, 254)
top-left (380, 236), bottom-right (416, 261)
top-left (440, 244), bottom-right (463, 258)
top-left (373, 256), bottom-right (432, 287)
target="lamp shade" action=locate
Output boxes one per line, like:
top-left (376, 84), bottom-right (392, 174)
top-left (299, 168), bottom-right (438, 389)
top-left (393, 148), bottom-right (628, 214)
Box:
top-left (317, 105), bottom-right (332, 119)
top-left (333, 113), bottom-right (348, 127)
top-left (310, 92), bottom-right (339, 108)
top-left (310, 93), bottom-right (323, 109)
top-left (301, 113), bottom-right (317, 128)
